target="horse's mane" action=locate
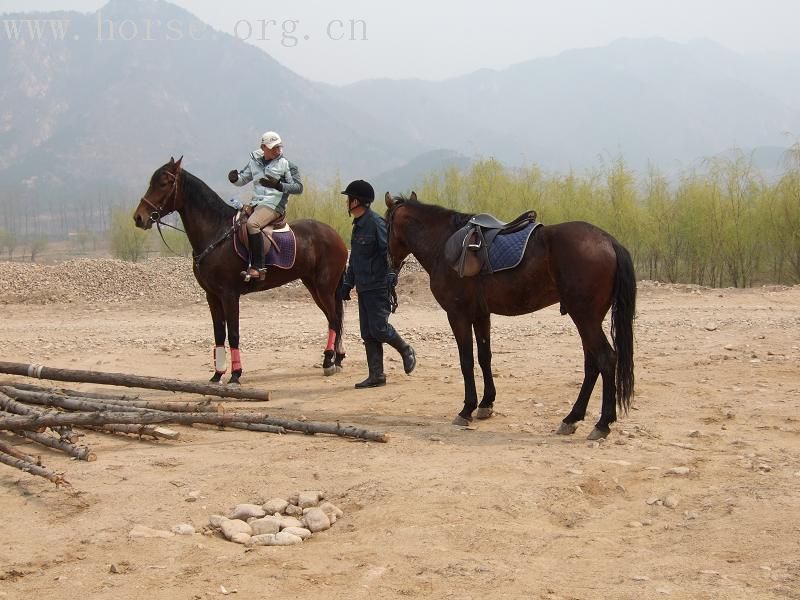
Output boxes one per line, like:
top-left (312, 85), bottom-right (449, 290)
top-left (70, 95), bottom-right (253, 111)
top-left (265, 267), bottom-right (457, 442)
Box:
top-left (182, 169), bottom-right (236, 219)
top-left (154, 164), bottom-right (236, 221)
top-left (391, 194), bottom-right (472, 230)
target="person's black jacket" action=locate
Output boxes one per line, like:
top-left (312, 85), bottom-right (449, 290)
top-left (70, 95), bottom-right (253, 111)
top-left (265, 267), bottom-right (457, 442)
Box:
top-left (343, 207), bottom-right (391, 292)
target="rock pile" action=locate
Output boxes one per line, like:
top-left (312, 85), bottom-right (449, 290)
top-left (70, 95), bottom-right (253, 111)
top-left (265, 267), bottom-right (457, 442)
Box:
top-left (206, 490), bottom-right (343, 547)
top-left (0, 257), bottom-right (204, 305)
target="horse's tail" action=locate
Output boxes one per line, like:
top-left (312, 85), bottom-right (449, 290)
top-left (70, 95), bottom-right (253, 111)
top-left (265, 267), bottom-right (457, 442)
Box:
top-left (611, 240), bottom-right (636, 414)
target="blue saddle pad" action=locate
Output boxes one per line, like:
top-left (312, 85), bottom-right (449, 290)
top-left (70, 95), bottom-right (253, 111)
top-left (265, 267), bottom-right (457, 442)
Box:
top-left (488, 223), bottom-right (541, 272)
top-left (233, 228), bottom-right (297, 270)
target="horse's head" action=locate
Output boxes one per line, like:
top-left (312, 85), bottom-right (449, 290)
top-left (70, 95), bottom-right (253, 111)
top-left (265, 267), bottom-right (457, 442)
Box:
top-left (384, 190), bottom-right (417, 272)
top-left (133, 156), bottom-right (184, 230)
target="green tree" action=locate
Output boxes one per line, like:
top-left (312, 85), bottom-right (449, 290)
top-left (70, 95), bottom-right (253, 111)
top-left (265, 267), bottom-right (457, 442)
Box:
top-left (110, 209), bottom-right (150, 262)
top-left (29, 235), bottom-right (49, 262)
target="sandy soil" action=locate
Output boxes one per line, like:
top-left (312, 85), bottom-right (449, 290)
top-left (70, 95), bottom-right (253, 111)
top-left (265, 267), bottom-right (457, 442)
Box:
top-left (0, 268), bottom-right (799, 600)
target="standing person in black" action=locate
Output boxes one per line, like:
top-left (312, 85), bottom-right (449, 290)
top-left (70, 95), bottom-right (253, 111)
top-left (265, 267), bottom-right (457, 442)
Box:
top-left (339, 180), bottom-right (416, 388)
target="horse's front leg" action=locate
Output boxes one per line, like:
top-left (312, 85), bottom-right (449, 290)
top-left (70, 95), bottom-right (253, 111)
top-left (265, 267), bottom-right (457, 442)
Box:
top-left (473, 312), bottom-right (495, 419)
top-left (447, 312), bottom-right (478, 426)
top-left (222, 294), bottom-right (243, 385)
top-left (207, 292), bottom-right (227, 383)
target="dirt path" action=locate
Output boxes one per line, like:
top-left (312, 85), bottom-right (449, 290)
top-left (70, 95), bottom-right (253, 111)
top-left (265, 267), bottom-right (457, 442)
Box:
top-left (0, 271), bottom-right (798, 600)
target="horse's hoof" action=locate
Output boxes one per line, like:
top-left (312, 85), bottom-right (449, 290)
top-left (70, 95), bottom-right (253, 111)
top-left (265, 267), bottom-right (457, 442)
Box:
top-left (452, 415), bottom-right (472, 426)
top-left (228, 376), bottom-right (241, 385)
top-left (476, 406), bottom-right (494, 420)
top-left (323, 365), bottom-right (337, 376)
top-left (334, 365), bottom-right (344, 373)
top-left (556, 421), bottom-right (578, 435)
top-left (587, 427), bottom-right (609, 441)
top-left (209, 373), bottom-right (223, 384)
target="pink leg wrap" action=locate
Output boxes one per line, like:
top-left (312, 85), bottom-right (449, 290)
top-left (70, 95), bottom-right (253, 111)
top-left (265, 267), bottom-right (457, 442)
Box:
top-left (231, 348), bottom-right (242, 372)
top-left (326, 329), bottom-right (336, 352)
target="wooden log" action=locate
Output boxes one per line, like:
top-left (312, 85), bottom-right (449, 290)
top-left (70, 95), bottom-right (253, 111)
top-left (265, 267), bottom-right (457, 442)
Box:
top-left (0, 451), bottom-right (66, 485)
top-left (0, 392), bottom-right (74, 438)
top-left (0, 381), bottom-right (143, 401)
top-left (0, 361), bottom-right (271, 401)
top-left (2, 385), bottom-right (218, 415)
top-left (0, 440), bottom-right (39, 464)
top-left (0, 410), bottom-right (389, 442)
top-left (84, 424), bottom-right (180, 440)
top-left (14, 429), bottom-right (97, 462)
top-left (260, 418), bottom-right (390, 443)
top-left (226, 422), bottom-right (286, 434)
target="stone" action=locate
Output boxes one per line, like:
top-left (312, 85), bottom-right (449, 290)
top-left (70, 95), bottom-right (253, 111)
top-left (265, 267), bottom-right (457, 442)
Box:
top-left (298, 491), bottom-right (324, 509)
top-left (667, 467), bottom-right (691, 475)
top-left (208, 514), bottom-right (227, 529)
top-left (220, 519), bottom-right (252, 541)
top-left (278, 516), bottom-right (304, 530)
top-left (319, 501), bottom-right (344, 520)
top-left (663, 495), bottom-right (680, 509)
top-left (228, 504), bottom-right (266, 521)
top-left (262, 498), bottom-right (289, 515)
top-left (171, 523), bottom-right (196, 536)
top-left (285, 504), bottom-right (304, 517)
top-left (282, 527), bottom-right (312, 540)
top-left (302, 508), bottom-right (331, 533)
top-left (250, 517), bottom-right (281, 536)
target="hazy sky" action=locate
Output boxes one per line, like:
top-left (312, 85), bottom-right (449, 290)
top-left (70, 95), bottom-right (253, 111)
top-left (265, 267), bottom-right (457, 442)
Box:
top-left (3, 0), bottom-right (800, 84)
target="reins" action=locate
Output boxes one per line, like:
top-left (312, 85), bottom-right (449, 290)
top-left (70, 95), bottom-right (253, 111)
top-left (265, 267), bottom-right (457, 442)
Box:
top-left (139, 168), bottom-right (188, 256)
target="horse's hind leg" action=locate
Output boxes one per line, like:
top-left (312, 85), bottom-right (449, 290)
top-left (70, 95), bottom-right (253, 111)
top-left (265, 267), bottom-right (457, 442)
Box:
top-left (590, 334), bottom-right (618, 440)
top-left (473, 312), bottom-right (496, 419)
top-left (558, 319), bottom-right (617, 440)
top-left (207, 292), bottom-right (227, 383)
top-left (557, 350), bottom-right (600, 435)
top-left (303, 278), bottom-right (344, 376)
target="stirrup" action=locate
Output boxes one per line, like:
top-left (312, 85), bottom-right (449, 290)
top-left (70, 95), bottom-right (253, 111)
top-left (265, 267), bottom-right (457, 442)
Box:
top-left (241, 267), bottom-right (266, 282)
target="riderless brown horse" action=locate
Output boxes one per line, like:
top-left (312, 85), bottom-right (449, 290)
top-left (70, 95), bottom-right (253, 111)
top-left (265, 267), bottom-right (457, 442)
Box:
top-left (385, 192), bottom-right (636, 440)
top-left (133, 157), bottom-right (348, 383)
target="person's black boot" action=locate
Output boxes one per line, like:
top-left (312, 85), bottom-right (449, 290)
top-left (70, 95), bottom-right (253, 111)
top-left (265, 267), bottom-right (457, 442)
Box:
top-left (244, 233), bottom-right (266, 280)
top-left (355, 342), bottom-right (386, 388)
top-left (387, 333), bottom-right (416, 374)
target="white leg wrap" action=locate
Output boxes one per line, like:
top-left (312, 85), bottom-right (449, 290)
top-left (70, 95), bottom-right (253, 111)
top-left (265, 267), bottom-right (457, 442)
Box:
top-left (214, 346), bottom-right (227, 373)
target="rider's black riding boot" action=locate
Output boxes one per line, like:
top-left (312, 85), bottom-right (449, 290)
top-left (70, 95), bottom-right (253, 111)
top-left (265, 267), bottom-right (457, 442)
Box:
top-left (247, 233), bottom-right (265, 279)
top-left (387, 333), bottom-right (416, 374)
top-left (355, 341), bottom-right (386, 388)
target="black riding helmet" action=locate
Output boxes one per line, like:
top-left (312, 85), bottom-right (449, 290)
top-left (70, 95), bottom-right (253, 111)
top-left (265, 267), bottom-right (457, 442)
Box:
top-left (341, 179), bottom-right (375, 203)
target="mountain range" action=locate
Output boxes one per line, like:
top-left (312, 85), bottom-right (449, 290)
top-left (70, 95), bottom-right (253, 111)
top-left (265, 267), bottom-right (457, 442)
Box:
top-left (1, 0), bottom-right (798, 204)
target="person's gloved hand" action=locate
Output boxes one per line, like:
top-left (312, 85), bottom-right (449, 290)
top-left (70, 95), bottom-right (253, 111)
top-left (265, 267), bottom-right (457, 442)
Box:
top-left (338, 284), bottom-right (352, 301)
top-left (386, 271), bottom-right (398, 289)
top-left (259, 176), bottom-right (283, 191)
top-left (228, 169), bottom-right (239, 183)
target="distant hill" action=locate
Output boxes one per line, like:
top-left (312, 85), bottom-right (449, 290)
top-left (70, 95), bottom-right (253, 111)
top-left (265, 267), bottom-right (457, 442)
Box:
top-left (336, 37), bottom-right (800, 174)
top-left (371, 149), bottom-right (472, 196)
top-left (1, 0), bottom-right (799, 220)
top-left (0, 0), bottom-right (416, 196)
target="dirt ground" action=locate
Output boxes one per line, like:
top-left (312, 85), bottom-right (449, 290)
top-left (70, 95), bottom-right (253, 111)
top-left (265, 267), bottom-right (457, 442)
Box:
top-left (0, 260), bottom-right (799, 600)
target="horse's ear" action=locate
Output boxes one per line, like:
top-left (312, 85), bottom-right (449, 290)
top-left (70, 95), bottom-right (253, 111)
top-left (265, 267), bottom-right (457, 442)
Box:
top-left (169, 156), bottom-right (175, 164)
top-left (410, 191), bottom-right (418, 202)
top-left (175, 155), bottom-right (183, 169)
top-left (385, 191), bottom-right (394, 209)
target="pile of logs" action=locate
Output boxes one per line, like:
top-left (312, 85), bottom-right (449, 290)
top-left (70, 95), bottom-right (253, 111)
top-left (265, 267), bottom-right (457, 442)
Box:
top-left (0, 361), bottom-right (388, 487)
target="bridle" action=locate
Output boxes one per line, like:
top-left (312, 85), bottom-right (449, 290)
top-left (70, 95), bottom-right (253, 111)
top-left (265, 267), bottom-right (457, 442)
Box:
top-left (385, 197), bottom-right (407, 275)
top-left (139, 167), bottom-right (187, 254)
top-left (385, 197), bottom-right (408, 313)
